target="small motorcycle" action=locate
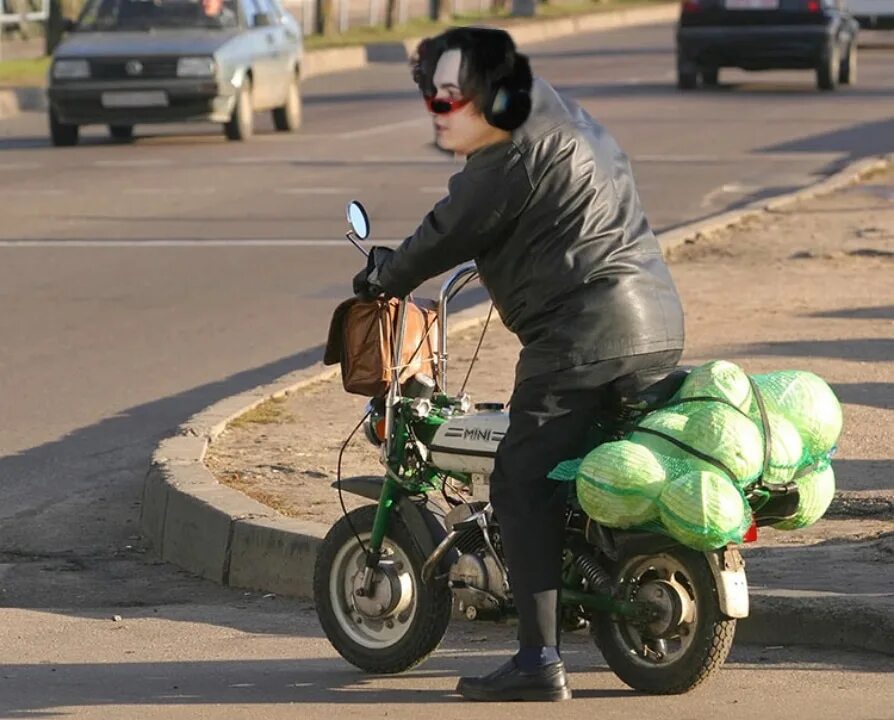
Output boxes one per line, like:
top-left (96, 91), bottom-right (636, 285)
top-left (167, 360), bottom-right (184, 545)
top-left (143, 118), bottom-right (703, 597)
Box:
top-left (313, 202), bottom-right (800, 694)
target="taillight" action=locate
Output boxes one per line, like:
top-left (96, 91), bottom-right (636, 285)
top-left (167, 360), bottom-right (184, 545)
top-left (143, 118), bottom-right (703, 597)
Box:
top-left (743, 519), bottom-right (758, 544)
top-left (682, 0), bottom-right (700, 12)
top-left (806, 0), bottom-right (821, 11)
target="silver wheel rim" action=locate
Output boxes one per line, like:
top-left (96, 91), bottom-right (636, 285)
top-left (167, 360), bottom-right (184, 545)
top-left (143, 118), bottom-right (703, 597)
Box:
top-left (328, 532), bottom-right (419, 650)
top-left (610, 554), bottom-right (700, 668)
top-left (241, 86), bottom-right (253, 134)
top-left (288, 80), bottom-right (300, 125)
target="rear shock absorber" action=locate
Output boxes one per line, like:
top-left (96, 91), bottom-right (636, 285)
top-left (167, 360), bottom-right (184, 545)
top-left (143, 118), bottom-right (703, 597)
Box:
top-left (574, 553), bottom-right (613, 594)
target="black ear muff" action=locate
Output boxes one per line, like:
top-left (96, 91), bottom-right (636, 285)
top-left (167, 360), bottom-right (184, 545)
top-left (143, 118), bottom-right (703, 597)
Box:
top-left (483, 53), bottom-right (533, 132)
top-left (486, 84), bottom-right (531, 131)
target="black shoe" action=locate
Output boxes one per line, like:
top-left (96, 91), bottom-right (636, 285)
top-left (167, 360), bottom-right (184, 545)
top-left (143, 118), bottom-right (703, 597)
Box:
top-left (456, 657), bottom-right (572, 702)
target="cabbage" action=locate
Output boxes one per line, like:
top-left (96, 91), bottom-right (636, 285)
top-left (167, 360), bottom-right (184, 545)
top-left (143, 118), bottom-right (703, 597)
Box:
top-left (576, 440), bottom-right (667, 528)
top-left (677, 404), bottom-right (765, 488)
top-left (750, 371), bottom-right (843, 458)
top-left (761, 413), bottom-right (805, 485)
top-left (678, 360), bottom-right (753, 412)
top-left (658, 470), bottom-right (751, 550)
top-left (773, 465), bottom-right (836, 530)
top-left (629, 411), bottom-right (691, 466)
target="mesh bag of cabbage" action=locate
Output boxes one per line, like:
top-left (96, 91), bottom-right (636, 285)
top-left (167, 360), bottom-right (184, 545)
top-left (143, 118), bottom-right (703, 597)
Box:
top-left (772, 462), bottom-right (836, 530)
top-left (657, 470), bottom-right (752, 550)
top-left (574, 440), bottom-right (667, 528)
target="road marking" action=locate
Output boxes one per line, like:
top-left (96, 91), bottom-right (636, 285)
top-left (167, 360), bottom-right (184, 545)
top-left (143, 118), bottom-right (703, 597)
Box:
top-left (0, 162), bottom-right (42, 171)
top-left (335, 117), bottom-right (428, 139)
top-left (275, 187), bottom-right (359, 195)
top-left (122, 187), bottom-right (216, 195)
top-left (93, 159), bottom-right (173, 168)
top-left (701, 182), bottom-right (760, 207)
top-left (0, 238), bottom-right (406, 248)
top-left (4, 188), bottom-right (68, 196)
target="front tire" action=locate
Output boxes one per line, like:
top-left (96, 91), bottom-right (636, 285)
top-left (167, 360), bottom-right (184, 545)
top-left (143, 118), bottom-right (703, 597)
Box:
top-left (272, 72), bottom-right (302, 132)
top-left (839, 42), bottom-right (857, 85)
top-left (701, 67), bottom-right (719, 87)
top-left (593, 547), bottom-right (736, 694)
top-left (49, 109), bottom-right (79, 147)
top-left (109, 125), bottom-right (134, 142)
top-left (225, 78), bottom-right (254, 141)
top-left (313, 505), bottom-right (453, 674)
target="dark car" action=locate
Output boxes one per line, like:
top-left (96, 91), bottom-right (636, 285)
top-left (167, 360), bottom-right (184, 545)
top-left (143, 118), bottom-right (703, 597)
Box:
top-left (47, 0), bottom-right (304, 146)
top-left (676, 0), bottom-right (860, 91)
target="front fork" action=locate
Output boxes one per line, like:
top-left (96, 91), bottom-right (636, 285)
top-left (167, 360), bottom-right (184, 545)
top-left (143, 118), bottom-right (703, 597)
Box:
top-left (358, 472), bottom-right (400, 595)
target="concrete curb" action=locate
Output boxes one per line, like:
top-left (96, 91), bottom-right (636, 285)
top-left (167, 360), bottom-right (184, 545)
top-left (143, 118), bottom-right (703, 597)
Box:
top-left (0, 3), bottom-right (678, 121)
top-left (140, 155), bottom-right (893, 653)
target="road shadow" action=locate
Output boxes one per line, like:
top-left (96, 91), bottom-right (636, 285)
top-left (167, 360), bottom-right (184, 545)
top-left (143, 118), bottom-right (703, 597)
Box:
top-left (758, 116), bottom-right (894, 160)
top-left (830, 459), bottom-right (894, 493)
top-left (830, 382), bottom-right (894, 411)
top-left (731, 338), bottom-right (894, 364)
top-left (807, 304), bottom-right (894, 320)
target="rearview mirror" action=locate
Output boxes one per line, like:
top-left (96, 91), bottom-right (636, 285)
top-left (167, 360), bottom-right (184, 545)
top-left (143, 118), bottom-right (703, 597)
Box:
top-left (347, 201), bottom-right (370, 240)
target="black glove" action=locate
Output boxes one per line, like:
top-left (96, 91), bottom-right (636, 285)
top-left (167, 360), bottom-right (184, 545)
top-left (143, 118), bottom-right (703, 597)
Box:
top-left (352, 246), bottom-right (394, 300)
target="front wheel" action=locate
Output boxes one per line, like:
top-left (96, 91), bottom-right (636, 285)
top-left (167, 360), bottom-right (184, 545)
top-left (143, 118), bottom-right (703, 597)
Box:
top-left (225, 79), bottom-right (254, 141)
top-left (593, 547), bottom-right (736, 694)
top-left (313, 504), bottom-right (453, 674)
top-left (839, 42), bottom-right (857, 85)
top-left (816, 43), bottom-right (840, 91)
top-left (49, 109), bottom-right (79, 147)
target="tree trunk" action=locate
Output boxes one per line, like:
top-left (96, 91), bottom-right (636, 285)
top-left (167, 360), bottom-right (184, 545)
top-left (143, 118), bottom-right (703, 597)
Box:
top-left (385, 0), bottom-right (397, 28)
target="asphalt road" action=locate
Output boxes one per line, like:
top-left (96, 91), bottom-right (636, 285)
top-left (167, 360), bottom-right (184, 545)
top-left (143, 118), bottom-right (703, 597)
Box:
top-left (0, 21), bottom-right (892, 718)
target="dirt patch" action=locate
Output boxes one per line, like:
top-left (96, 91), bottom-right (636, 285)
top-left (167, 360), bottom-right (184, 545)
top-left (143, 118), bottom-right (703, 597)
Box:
top-left (205, 169), bottom-right (894, 543)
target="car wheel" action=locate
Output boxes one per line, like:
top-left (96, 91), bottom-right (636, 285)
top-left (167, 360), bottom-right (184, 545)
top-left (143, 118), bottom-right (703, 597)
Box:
top-left (225, 78), bottom-right (254, 141)
top-left (701, 68), bottom-right (719, 87)
top-left (272, 72), bottom-right (302, 132)
top-left (677, 68), bottom-right (698, 90)
top-left (816, 43), bottom-right (839, 91)
top-left (49, 109), bottom-right (79, 147)
top-left (839, 42), bottom-right (857, 85)
top-left (109, 125), bottom-right (134, 142)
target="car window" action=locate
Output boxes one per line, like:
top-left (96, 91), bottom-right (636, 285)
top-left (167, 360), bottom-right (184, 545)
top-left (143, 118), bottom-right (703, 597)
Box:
top-left (241, 0), bottom-right (275, 26)
top-left (78, 0), bottom-right (239, 31)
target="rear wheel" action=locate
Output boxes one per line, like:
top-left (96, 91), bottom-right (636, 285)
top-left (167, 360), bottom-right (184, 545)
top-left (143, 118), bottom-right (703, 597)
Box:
top-left (225, 78), bottom-right (254, 141)
top-left (313, 504), bottom-right (453, 674)
top-left (49, 109), bottom-right (79, 147)
top-left (677, 68), bottom-right (698, 90)
top-left (839, 42), bottom-right (857, 85)
top-left (593, 547), bottom-right (736, 694)
top-left (272, 72), bottom-right (302, 132)
top-left (816, 43), bottom-right (840, 91)
top-left (108, 125), bottom-right (134, 142)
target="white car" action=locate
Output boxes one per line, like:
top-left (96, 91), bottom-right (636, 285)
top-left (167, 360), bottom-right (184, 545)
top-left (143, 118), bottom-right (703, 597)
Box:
top-left (847, 0), bottom-right (894, 27)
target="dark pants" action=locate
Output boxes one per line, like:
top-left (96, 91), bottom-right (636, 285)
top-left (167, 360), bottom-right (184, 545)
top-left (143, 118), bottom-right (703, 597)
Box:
top-left (489, 350), bottom-right (682, 648)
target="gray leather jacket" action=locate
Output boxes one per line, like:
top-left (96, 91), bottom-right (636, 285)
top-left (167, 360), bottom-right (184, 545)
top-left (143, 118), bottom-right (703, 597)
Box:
top-left (378, 78), bottom-right (685, 382)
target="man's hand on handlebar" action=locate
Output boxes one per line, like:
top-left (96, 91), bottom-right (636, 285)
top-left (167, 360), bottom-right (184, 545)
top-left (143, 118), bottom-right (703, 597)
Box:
top-left (352, 246), bottom-right (394, 300)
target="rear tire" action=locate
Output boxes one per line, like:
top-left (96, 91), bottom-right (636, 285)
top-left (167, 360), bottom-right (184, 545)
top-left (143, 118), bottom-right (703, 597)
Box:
top-left (272, 72), bottom-right (302, 132)
top-left (225, 78), bottom-right (254, 141)
top-left (108, 125), bottom-right (134, 142)
top-left (49, 109), bottom-right (79, 147)
top-left (816, 43), bottom-right (840, 91)
top-left (313, 504), bottom-right (453, 674)
top-left (839, 42), bottom-right (857, 85)
top-left (594, 547), bottom-right (736, 694)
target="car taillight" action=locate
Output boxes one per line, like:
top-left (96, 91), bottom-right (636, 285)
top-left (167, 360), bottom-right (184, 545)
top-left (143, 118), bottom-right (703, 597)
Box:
top-left (806, 0), bottom-right (821, 11)
top-left (743, 519), bottom-right (759, 544)
top-left (682, 0), bottom-right (700, 12)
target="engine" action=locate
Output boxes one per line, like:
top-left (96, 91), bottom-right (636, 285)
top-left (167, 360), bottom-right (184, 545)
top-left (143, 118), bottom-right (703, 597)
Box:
top-left (444, 502), bottom-right (510, 620)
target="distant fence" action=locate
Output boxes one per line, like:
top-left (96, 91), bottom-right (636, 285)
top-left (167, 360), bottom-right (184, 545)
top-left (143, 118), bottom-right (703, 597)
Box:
top-left (0, 0), bottom-right (49, 28)
top-left (288, 0), bottom-right (499, 34)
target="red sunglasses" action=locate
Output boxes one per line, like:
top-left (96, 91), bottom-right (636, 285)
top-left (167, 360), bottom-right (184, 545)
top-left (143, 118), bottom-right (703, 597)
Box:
top-left (425, 95), bottom-right (471, 115)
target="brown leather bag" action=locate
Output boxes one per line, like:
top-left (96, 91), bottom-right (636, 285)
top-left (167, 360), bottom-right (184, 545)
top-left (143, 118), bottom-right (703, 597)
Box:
top-left (324, 297), bottom-right (440, 397)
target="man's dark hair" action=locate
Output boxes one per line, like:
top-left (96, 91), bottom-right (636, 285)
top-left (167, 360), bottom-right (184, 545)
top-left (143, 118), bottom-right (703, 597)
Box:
top-left (412, 27), bottom-right (533, 130)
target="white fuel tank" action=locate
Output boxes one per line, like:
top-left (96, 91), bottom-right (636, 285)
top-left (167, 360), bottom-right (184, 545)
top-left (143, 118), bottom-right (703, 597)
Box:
top-left (430, 410), bottom-right (510, 475)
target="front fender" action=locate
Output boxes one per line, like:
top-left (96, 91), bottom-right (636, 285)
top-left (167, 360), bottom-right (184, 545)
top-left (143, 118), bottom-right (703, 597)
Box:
top-left (331, 476), bottom-right (458, 572)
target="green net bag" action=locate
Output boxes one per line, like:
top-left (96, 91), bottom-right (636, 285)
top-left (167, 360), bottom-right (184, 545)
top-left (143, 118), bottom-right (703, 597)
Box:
top-left (576, 440), bottom-right (668, 528)
top-left (658, 470), bottom-right (752, 550)
top-left (749, 371), bottom-right (843, 459)
top-left (772, 463), bottom-right (836, 530)
top-left (628, 411), bottom-right (691, 467)
top-left (677, 360), bottom-right (753, 412)
top-left (761, 413), bottom-right (807, 485)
